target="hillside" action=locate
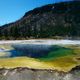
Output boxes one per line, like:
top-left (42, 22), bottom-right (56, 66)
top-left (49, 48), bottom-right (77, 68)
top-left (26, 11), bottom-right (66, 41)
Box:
top-left (0, 1), bottom-right (80, 39)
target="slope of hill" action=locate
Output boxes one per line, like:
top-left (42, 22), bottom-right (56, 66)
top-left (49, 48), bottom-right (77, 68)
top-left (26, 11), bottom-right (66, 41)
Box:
top-left (0, 1), bottom-right (80, 39)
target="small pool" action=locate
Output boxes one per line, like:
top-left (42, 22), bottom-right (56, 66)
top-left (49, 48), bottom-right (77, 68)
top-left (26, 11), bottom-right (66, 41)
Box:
top-left (0, 40), bottom-right (80, 60)
top-left (0, 43), bottom-right (73, 61)
top-left (0, 40), bottom-right (79, 72)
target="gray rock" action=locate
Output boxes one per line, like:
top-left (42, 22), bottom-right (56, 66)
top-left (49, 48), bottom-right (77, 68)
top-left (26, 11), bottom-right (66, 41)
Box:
top-left (0, 68), bottom-right (80, 80)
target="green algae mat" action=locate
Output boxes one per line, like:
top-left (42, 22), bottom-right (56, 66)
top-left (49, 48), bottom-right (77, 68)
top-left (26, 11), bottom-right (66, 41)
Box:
top-left (0, 44), bottom-right (80, 72)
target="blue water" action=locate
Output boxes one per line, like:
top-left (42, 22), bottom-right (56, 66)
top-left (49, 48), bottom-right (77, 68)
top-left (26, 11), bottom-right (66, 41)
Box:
top-left (11, 44), bottom-right (53, 58)
top-left (0, 44), bottom-right (70, 58)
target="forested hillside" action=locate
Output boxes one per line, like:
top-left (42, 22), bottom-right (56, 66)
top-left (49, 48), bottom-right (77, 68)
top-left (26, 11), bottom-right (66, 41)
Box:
top-left (0, 1), bottom-right (80, 39)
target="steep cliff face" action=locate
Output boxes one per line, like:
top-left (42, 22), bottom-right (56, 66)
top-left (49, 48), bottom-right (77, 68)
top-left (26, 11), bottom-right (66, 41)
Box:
top-left (0, 67), bottom-right (80, 80)
top-left (0, 1), bottom-right (80, 39)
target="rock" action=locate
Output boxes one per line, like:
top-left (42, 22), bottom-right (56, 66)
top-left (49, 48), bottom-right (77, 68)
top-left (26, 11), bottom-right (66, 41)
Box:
top-left (0, 67), bottom-right (79, 80)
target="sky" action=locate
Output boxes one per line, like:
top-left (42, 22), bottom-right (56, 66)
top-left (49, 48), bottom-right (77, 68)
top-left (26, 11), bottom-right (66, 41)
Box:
top-left (0, 0), bottom-right (72, 26)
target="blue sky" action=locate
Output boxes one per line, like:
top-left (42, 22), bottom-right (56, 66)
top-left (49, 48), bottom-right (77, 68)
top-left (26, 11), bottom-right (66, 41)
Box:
top-left (0, 0), bottom-right (72, 25)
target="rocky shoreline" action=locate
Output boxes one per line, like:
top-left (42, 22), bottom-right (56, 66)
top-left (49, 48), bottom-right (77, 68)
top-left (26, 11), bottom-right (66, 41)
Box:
top-left (0, 66), bottom-right (79, 80)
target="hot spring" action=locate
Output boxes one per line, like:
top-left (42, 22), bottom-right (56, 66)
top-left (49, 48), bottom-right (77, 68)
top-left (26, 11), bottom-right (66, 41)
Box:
top-left (0, 43), bottom-right (73, 61)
